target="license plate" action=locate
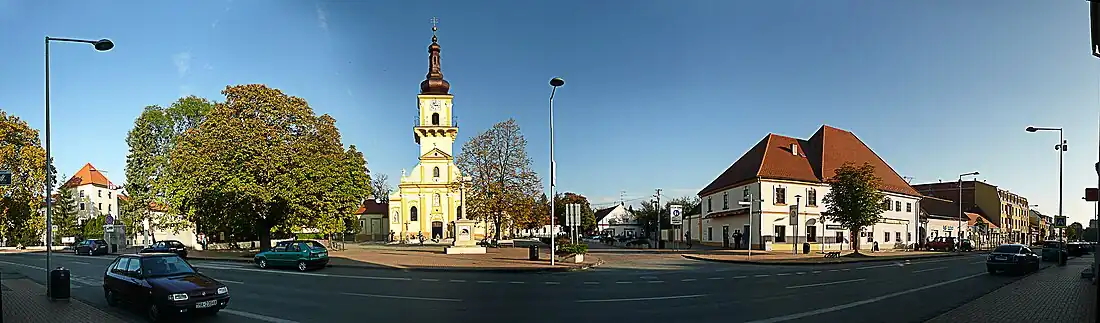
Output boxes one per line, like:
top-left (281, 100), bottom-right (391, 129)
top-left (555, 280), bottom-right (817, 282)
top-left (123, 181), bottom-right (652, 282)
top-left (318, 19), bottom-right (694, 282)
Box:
top-left (994, 256), bottom-right (1007, 261)
top-left (318, 252), bottom-right (327, 257)
top-left (196, 300), bottom-right (217, 309)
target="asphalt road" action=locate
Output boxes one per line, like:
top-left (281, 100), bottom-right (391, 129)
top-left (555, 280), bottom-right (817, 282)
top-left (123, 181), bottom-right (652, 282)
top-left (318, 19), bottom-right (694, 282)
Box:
top-left (0, 251), bottom-right (1043, 323)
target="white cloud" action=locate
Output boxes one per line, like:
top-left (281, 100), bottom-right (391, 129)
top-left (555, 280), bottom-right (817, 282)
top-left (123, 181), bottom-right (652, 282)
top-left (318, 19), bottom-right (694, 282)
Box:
top-left (172, 52), bottom-right (192, 77)
top-left (315, 4), bottom-right (329, 32)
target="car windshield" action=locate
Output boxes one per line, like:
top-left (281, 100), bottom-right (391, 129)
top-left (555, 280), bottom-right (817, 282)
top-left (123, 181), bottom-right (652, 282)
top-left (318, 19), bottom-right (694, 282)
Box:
top-left (141, 256), bottom-right (195, 278)
top-left (993, 245), bottom-right (1021, 254)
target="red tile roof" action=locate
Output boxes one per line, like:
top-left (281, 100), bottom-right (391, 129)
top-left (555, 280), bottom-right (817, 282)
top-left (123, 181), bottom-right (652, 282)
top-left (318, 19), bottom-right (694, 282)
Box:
top-left (355, 199), bottom-right (388, 215)
top-left (63, 163), bottom-right (117, 189)
top-left (966, 212), bottom-right (998, 230)
top-left (699, 125), bottom-right (920, 197)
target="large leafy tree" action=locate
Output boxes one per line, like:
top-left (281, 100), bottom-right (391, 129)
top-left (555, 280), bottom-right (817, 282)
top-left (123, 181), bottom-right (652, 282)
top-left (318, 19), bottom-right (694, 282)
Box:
top-left (821, 162), bottom-right (886, 253)
top-left (370, 173), bottom-right (391, 203)
top-left (0, 109), bottom-right (53, 246)
top-left (512, 193), bottom-right (550, 232)
top-left (633, 196), bottom-right (700, 239)
top-left (125, 96), bottom-right (214, 239)
top-left (455, 119), bottom-right (542, 240)
top-left (53, 176), bottom-right (81, 243)
top-left (166, 84), bottom-right (371, 250)
top-left (554, 192), bottom-right (596, 234)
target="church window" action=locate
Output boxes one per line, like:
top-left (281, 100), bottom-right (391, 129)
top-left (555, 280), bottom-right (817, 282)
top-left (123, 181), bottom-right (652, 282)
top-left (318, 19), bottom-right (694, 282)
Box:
top-left (433, 167), bottom-right (440, 178)
top-left (457, 206), bottom-right (462, 219)
top-left (433, 194), bottom-right (441, 207)
top-left (410, 206), bottom-right (418, 221)
top-left (431, 113), bottom-right (440, 125)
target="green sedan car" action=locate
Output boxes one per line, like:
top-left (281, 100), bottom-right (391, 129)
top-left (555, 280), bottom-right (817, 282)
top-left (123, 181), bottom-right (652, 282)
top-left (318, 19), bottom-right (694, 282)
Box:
top-left (253, 240), bottom-right (329, 271)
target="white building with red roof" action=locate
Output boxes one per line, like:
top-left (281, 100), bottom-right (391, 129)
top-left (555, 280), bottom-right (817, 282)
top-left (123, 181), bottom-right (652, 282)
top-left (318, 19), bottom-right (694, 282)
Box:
top-left (689, 125), bottom-right (922, 252)
top-left (62, 163), bottom-right (124, 224)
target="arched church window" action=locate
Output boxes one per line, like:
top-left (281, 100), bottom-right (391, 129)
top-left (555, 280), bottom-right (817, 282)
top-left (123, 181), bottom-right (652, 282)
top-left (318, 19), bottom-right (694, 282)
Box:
top-left (432, 113), bottom-right (440, 125)
top-left (410, 206), bottom-right (418, 221)
top-left (457, 206), bottom-right (462, 219)
top-left (433, 167), bottom-right (440, 178)
top-left (433, 193), bottom-right (441, 207)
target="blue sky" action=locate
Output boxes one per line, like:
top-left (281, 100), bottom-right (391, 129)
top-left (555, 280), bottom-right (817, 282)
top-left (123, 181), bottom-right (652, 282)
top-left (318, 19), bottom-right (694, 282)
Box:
top-left (2, 1), bottom-right (1100, 225)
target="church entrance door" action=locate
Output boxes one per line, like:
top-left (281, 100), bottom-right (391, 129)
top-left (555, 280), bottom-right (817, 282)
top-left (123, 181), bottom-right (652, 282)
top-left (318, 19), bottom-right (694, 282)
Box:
top-left (432, 221), bottom-right (444, 239)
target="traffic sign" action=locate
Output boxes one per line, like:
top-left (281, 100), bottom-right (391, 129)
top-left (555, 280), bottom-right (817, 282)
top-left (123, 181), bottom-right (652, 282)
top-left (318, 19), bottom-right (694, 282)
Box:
top-left (1087, 188), bottom-right (1099, 202)
top-left (0, 170), bottom-right (10, 186)
top-left (669, 205), bottom-right (683, 225)
top-left (1054, 215), bottom-right (1068, 227)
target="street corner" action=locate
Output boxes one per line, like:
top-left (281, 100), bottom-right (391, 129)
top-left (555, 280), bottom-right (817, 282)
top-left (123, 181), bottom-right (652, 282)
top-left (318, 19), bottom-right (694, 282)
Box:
top-left (680, 251), bottom-right (966, 266)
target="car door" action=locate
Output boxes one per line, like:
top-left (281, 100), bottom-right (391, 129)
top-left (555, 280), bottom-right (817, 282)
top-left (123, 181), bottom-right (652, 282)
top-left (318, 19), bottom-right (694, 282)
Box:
top-left (107, 257), bottom-right (132, 298)
top-left (269, 242), bottom-right (290, 266)
top-left (74, 240), bottom-right (86, 254)
top-left (123, 256), bottom-right (152, 306)
top-left (1022, 247), bottom-right (1041, 269)
top-left (284, 242), bottom-right (303, 265)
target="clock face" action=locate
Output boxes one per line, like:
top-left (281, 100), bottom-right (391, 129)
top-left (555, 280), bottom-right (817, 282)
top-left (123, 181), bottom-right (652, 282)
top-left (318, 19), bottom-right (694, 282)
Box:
top-left (429, 100), bottom-right (442, 112)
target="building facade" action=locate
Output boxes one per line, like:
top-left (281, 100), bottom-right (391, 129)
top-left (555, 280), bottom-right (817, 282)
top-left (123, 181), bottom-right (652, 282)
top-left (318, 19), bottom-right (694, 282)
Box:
top-left (355, 199), bottom-right (389, 241)
top-left (388, 26), bottom-right (472, 241)
top-left (912, 180), bottom-right (1031, 244)
top-left (696, 125), bottom-right (921, 252)
top-left (998, 189), bottom-right (1031, 244)
top-left (63, 163), bottom-right (123, 224)
top-left (594, 204), bottom-right (642, 238)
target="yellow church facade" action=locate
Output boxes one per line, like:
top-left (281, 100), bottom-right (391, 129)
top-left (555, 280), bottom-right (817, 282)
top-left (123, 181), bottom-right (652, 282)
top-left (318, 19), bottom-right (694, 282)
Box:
top-left (388, 25), bottom-right (485, 241)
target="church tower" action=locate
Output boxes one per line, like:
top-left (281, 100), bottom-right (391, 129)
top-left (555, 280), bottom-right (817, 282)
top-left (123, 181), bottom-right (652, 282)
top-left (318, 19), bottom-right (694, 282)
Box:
top-left (388, 20), bottom-right (467, 241)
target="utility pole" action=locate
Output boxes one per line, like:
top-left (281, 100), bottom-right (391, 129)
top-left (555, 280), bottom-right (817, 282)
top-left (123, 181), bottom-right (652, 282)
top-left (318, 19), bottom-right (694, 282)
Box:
top-left (654, 189), bottom-right (662, 249)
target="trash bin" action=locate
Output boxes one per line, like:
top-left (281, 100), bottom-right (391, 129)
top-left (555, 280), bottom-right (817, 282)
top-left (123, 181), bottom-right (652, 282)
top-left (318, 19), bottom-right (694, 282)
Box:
top-left (803, 242), bottom-right (811, 254)
top-left (529, 246), bottom-right (539, 260)
top-left (48, 267), bottom-right (70, 299)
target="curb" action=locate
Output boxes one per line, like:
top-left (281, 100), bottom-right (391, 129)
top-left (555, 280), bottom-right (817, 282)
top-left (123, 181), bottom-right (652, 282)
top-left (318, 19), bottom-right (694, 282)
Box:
top-left (680, 252), bottom-right (967, 266)
top-left (186, 255), bottom-right (602, 273)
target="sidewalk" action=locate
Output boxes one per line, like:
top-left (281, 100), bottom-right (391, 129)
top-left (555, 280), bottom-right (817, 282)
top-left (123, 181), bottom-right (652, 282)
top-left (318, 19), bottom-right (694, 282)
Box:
top-left (925, 257), bottom-right (1097, 323)
top-left (1, 271), bottom-right (127, 323)
top-left (187, 244), bottom-right (602, 272)
top-left (682, 249), bottom-right (963, 265)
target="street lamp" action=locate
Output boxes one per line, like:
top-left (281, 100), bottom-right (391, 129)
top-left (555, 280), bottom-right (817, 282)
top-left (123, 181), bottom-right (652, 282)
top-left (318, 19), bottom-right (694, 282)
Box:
top-left (958, 171), bottom-right (979, 248)
top-left (1025, 126), bottom-right (1066, 242)
top-left (44, 36), bottom-right (113, 297)
top-left (547, 77), bottom-right (564, 266)
top-left (794, 194), bottom-right (802, 255)
top-left (739, 193), bottom-right (764, 257)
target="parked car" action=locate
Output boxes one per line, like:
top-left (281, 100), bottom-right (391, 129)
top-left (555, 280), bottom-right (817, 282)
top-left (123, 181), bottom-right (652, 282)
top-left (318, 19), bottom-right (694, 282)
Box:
top-left (986, 243), bottom-right (1041, 275)
top-left (74, 239), bottom-right (109, 256)
top-left (102, 253), bottom-right (230, 321)
top-left (1037, 240), bottom-right (1068, 262)
top-left (253, 240), bottom-right (329, 272)
top-left (140, 240), bottom-right (188, 258)
top-left (925, 236), bottom-right (957, 251)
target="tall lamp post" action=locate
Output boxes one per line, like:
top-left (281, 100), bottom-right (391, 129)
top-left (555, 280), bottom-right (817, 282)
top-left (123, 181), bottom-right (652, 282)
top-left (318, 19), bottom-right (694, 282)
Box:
top-left (548, 77), bottom-right (564, 266)
top-left (44, 36), bottom-right (113, 297)
top-left (1025, 126), bottom-right (1066, 242)
top-left (958, 171), bottom-right (979, 249)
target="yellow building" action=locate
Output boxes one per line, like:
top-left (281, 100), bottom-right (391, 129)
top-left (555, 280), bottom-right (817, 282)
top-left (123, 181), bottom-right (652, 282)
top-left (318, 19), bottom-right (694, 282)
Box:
top-left (388, 25), bottom-right (468, 241)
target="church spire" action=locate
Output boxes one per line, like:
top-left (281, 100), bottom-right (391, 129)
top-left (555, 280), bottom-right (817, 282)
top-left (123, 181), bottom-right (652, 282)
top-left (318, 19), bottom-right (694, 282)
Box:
top-left (420, 17), bottom-right (450, 95)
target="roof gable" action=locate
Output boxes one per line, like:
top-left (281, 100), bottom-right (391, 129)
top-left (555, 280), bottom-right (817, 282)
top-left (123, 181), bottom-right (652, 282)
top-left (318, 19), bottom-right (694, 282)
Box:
top-left (697, 136), bottom-right (768, 196)
top-left (594, 205), bottom-right (618, 223)
top-left (64, 163), bottom-right (116, 189)
top-left (757, 134), bottom-right (817, 183)
top-left (811, 125), bottom-right (919, 196)
top-left (420, 148), bottom-right (452, 160)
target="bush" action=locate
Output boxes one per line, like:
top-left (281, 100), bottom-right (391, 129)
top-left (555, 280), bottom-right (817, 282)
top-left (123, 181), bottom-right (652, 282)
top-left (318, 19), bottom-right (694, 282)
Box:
top-left (556, 243), bottom-right (588, 256)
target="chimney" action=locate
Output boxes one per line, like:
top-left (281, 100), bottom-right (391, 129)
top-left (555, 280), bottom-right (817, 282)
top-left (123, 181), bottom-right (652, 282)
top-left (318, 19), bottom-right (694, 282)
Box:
top-left (790, 143), bottom-right (798, 156)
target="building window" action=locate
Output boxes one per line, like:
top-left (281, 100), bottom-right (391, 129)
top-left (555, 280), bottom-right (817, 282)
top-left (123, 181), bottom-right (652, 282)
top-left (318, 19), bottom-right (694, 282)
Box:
top-left (108, 205), bottom-right (112, 212)
top-left (433, 167), bottom-right (440, 178)
top-left (807, 188), bottom-right (817, 206)
top-left (895, 232), bottom-right (901, 242)
top-left (98, 203), bottom-right (102, 211)
top-left (80, 203), bottom-right (85, 210)
top-left (806, 225), bottom-right (817, 242)
top-left (707, 197), bottom-right (712, 212)
top-left (708, 227), bottom-right (713, 240)
top-left (885, 232), bottom-right (891, 242)
top-left (774, 226), bottom-right (786, 242)
top-left (410, 206), bottom-right (418, 222)
top-left (108, 192), bottom-right (112, 199)
top-left (774, 186), bottom-right (786, 205)
top-left (79, 190), bottom-right (85, 198)
top-left (907, 232), bottom-right (912, 241)
top-left (883, 198), bottom-right (892, 211)
top-left (360, 220), bottom-right (366, 232)
top-left (906, 203), bottom-right (912, 213)
top-left (743, 187), bottom-right (750, 202)
top-left (431, 113), bottom-right (440, 125)
top-left (722, 192), bottom-right (728, 210)
top-left (98, 190), bottom-right (102, 197)
top-left (867, 230), bottom-right (874, 242)
top-left (895, 201), bottom-right (901, 211)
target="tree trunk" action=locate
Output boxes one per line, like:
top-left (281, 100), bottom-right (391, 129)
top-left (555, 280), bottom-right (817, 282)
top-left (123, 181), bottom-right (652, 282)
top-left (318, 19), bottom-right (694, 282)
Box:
top-left (851, 227), bottom-right (862, 254)
top-left (257, 224), bottom-right (272, 250)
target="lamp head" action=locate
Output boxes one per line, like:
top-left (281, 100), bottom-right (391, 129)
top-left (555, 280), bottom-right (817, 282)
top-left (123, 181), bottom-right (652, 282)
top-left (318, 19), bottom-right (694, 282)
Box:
top-left (1025, 126), bottom-right (1038, 133)
top-left (93, 39), bottom-right (114, 51)
top-left (549, 77), bottom-right (565, 87)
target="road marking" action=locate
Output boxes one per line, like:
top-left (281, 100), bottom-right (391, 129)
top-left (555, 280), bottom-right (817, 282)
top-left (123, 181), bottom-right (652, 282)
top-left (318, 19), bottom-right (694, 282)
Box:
top-left (0, 260), bottom-right (45, 271)
top-left (449, 279), bottom-right (466, 283)
top-left (777, 273), bottom-right (791, 276)
top-left (476, 280), bottom-right (495, 284)
top-left (681, 278), bottom-right (697, 282)
top-left (969, 261), bottom-right (985, 264)
top-left (796, 272), bottom-right (806, 275)
top-left (576, 294), bottom-right (706, 303)
top-left (584, 281), bottom-right (600, 285)
top-left (733, 275), bottom-right (748, 279)
top-left (544, 281), bottom-right (560, 285)
top-left (828, 269), bottom-right (839, 272)
top-left (841, 268), bottom-right (850, 271)
top-left (71, 261), bottom-right (91, 265)
top-left (615, 281), bottom-right (633, 284)
top-left (191, 264), bottom-right (412, 281)
top-left (746, 272), bottom-right (986, 323)
top-left (708, 277), bottom-right (724, 280)
top-left (754, 274), bottom-right (770, 277)
top-left (912, 266), bottom-right (947, 273)
top-left (222, 309), bottom-right (302, 323)
top-left (811, 271), bottom-right (822, 274)
top-left (422, 278), bottom-right (439, 282)
top-left (785, 278), bottom-right (866, 289)
top-left (647, 280), bottom-right (664, 283)
top-left (342, 292), bottom-right (461, 302)
top-left (509, 281), bottom-right (525, 284)
top-left (218, 279), bottom-right (244, 284)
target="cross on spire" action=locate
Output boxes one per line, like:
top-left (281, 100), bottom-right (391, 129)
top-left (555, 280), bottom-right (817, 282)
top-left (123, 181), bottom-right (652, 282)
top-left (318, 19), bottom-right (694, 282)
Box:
top-left (431, 17), bottom-right (439, 35)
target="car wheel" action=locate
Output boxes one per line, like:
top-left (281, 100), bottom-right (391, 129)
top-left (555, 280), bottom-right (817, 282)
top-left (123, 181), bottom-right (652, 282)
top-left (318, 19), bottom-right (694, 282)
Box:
top-left (256, 258), bottom-right (267, 269)
top-left (147, 303), bottom-right (162, 322)
top-left (297, 261), bottom-right (308, 272)
top-left (104, 288), bottom-right (118, 307)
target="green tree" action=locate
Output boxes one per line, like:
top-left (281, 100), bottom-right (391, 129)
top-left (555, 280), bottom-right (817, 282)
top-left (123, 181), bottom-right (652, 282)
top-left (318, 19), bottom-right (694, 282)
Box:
top-left (82, 215), bottom-right (106, 241)
top-left (554, 192), bottom-right (596, 234)
top-left (821, 162), bottom-right (886, 254)
top-left (125, 96), bottom-right (214, 240)
top-left (455, 119), bottom-right (542, 240)
top-left (53, 177), bottom-right (81, 243)
top-left (166, 84), bottom-right (371, 250)
top-left (1067, 222), bottom-right (1083, 240)
top-left (0, 109), bottom-right (53, 246)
